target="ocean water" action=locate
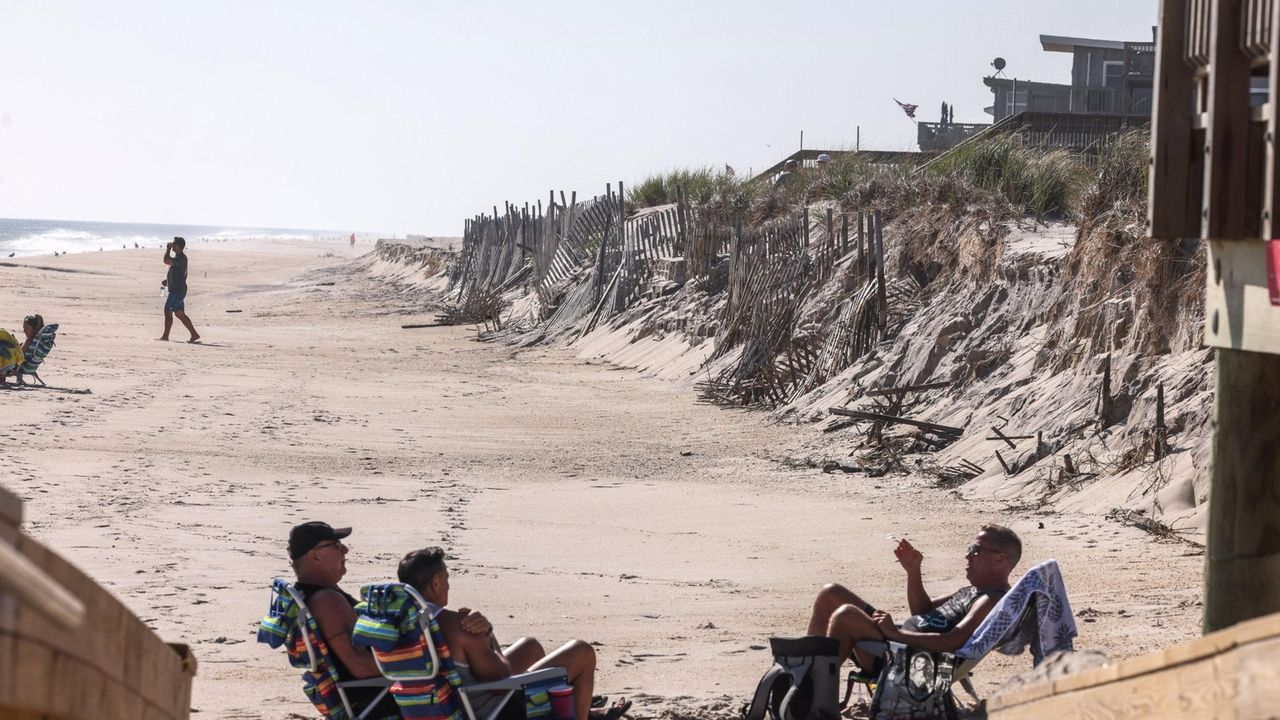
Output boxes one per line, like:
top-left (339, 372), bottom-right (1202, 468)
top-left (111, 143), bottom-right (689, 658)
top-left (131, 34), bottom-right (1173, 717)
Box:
top-left (0, 217), bottom-right (343, 258)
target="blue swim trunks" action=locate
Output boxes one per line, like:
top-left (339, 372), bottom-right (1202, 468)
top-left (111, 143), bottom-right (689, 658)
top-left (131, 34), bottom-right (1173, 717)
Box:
top-left (164, 292), bottom-right (186, 312)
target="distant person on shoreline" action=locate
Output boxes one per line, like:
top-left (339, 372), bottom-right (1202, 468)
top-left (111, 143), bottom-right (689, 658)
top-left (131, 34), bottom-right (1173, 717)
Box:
top-left (161, 237), bottom-right (200, 343)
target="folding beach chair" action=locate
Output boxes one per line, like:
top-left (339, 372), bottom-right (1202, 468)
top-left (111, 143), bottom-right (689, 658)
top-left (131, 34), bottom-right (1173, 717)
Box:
top-left (257, 578), bottom-right (396, 720)
top-left (353, 582), bottom-right (569, 720)
top-left (17, 322), bottom-right (58, 386)
top-left (856, 559), bottom-right (1078, 719)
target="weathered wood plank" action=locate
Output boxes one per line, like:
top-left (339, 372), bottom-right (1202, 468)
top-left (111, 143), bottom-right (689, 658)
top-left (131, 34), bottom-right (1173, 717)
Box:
top-left (1149, 0), bottom-right (1199, 239)
top-left (0, 485), bottom-right (20, 529)
top-left (864, 380), bottom-right (952, 397)
top-left (989, 613), bottom-right (1280, 719)
top-left (1205, 346), bottom-right (1280, 631)
top-left (829, 407), bottom-right (964, 436)
top-left (1202, 0), bottom-right (1255, 239)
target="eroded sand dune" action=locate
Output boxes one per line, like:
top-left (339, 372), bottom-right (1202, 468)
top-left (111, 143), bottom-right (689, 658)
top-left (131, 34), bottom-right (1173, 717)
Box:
top-left (0, 240), bottom-right (1202, 718)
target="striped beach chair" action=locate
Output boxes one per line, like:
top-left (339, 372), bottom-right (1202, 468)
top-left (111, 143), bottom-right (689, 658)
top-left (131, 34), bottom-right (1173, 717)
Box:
top-left (257, 578), bottom-right (396, 720)
top-left (17, 323), bottom-right (57, 386)
top-left (353, 583), bottom-right (567, 720)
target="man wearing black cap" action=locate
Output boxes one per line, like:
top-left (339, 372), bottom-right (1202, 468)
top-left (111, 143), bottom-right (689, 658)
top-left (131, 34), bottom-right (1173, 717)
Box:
top-left (288, 521), bottom-right (400, 718)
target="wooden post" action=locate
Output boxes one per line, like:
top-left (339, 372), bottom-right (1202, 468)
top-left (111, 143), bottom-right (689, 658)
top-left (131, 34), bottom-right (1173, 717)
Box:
top-left (802, 207), bottom-right (810, 246)
top-left (1149, 0), bottom-right (1199, 238)
top-left (1100, 353), bottom-right (1112, 426)
top-left (841, 213), bottom-right (849, 256)
top-left (1155, 381), bottom-right (1167, 460)
top-left (1204, 348), bottom-right (1280, 632)
top-left (675, 184), bottom-right (688, 258)
top-left (1201, 0), bottom-right (1253, 239)
top-left (857, 211), bottom-right (866, 282)
top-left (825, 208), bottom-right (835, 276)
top-left (1156, 382), bottom-right (1166, 431)
top-left (874, 210), bottom-right (887, 329)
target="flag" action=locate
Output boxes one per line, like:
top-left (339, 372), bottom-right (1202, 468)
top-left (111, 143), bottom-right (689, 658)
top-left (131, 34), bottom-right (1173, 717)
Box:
top-left (893, 98), bottom-right (918, 119)
top-left (725, 164), bottom-right (736, 177)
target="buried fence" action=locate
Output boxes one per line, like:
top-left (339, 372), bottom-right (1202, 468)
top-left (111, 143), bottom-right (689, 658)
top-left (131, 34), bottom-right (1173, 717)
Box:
top-left (445, 183), bottom-right (904, 407)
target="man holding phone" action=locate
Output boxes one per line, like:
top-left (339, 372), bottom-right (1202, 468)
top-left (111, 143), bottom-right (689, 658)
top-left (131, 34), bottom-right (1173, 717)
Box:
top-left (161, 236), bottom-right (200, 343)
top-left (805, 525), bottom-right (1021, 678)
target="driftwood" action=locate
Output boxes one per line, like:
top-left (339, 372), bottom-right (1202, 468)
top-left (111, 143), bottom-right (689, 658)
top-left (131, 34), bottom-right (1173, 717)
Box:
top-left (864, 380), bottom-right (952, 397)
top-left (829, 407), bottom-right (964, 437)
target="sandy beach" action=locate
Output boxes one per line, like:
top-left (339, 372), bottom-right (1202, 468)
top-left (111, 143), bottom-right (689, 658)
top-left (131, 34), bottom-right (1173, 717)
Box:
top-left (1, 240), bottom-right (1204, 719)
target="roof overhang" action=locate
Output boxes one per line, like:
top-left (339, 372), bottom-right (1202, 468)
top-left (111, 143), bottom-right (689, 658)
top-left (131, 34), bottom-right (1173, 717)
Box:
top-left (1040, 34), bottom-right (1125, 53)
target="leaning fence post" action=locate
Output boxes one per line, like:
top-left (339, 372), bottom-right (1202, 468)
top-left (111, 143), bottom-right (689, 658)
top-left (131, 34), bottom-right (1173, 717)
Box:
top-left (857, 210), bottom-right (867, 282)
top-left (874, 210), bottom-right (886, 330)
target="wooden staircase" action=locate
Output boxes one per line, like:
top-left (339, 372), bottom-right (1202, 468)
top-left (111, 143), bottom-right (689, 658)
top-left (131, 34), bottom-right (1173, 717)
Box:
top-left (0, 484), bottom-right (196, 719)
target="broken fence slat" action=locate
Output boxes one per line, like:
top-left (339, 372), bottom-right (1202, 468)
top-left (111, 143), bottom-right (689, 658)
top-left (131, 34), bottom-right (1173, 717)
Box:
top-left (828, 407), bottom-right (964, 437)
top-left (863, 380), bottom-right (952, 397)
top-left (990, 426), bottom-right (1020, 449)
top-left (995, 449), bottom-right (1012, 474)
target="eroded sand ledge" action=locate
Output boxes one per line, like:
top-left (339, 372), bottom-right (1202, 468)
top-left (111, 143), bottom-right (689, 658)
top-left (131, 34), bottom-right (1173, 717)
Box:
top-left (0, 240), bottom-right (1202, 718)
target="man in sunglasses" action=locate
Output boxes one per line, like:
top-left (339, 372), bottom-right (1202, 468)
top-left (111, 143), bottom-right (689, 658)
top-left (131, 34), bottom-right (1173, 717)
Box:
top-left (288, 521), bottom-right (401, 717)
top-left (805, 524), bottom-right (1021, 677)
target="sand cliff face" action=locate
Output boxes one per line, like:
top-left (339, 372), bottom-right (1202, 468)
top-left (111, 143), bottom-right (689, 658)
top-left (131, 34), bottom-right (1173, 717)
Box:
top-left (1, 238), bottom-right (1205, 719)
top-left (376, 201), bottom-right (1210, 542)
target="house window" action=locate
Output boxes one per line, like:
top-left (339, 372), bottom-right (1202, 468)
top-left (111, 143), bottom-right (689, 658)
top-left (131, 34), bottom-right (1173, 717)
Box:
top-left (1005, 90), bottom-right (1027, 117)
top-left (1103, 61), bottom-right (1124, 89)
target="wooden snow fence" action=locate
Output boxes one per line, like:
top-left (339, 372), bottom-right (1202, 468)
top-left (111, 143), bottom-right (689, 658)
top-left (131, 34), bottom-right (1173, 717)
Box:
top-left (699, 209), bottom-right (915, 408)
top-left (450, 182), bottom-right (913, 406)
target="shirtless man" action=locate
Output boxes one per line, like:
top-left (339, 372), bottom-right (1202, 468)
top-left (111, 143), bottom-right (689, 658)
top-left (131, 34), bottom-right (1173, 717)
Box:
top-left (807, 524), bottom-right (1021, 676)
top-left (289, 522), bottom-right (400, 718)
top-left (398, 548), bottom-right (630, 720)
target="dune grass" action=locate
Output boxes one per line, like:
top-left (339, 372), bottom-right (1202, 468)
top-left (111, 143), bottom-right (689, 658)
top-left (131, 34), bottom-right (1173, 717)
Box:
top-left (630, 131), bottom-right (1150, 227)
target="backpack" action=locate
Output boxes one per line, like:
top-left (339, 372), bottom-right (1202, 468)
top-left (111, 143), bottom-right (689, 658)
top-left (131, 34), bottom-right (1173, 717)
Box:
top-left (744, 637), bottom-right (842, 720)
top-left (867, 643), bottom-right (959, 720)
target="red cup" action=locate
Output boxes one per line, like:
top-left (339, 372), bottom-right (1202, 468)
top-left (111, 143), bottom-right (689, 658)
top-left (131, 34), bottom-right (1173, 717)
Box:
top-left (548, 684), bottom-right (575, 720)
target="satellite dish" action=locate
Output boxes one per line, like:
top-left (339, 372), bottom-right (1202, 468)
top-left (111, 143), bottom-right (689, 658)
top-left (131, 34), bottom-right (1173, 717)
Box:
top-left (992, 57), bottom-right (1007, 72)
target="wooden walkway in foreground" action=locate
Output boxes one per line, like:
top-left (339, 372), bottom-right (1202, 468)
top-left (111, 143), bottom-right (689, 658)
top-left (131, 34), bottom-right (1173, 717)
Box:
top-left (0, 484), bottom-right (196, 720)
top-left (988, 611), bottom-right (1280, 718)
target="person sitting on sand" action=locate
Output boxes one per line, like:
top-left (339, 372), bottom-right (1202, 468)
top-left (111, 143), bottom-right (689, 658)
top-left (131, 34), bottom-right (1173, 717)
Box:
top-left (20, 314), bottom-right (43, 357)
top-left (398, 547), bottom-right (631, 720)
top-left (289, 522), bottom-right (402, 718)
top-left (806, 524), bottom-right (1020, 678)
top-left (161, 236), bottom-right (200, 343)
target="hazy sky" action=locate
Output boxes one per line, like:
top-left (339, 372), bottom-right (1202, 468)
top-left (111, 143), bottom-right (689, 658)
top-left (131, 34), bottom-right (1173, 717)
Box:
top-left (0, 1), bottom-right (1157, 235)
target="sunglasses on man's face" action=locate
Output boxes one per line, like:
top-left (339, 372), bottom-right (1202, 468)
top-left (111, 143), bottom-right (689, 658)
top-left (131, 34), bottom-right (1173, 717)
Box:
top-left (966, 543), bottom-right (1005, 559)
top-left (312, 540), bottom-right (347, 554)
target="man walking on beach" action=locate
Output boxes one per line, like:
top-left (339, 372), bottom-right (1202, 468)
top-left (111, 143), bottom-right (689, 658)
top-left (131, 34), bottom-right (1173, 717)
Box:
top-left (161, 236), bottom-right (200, 343)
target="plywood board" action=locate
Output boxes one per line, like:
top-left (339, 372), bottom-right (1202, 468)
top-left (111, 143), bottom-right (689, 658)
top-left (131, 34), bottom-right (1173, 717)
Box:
top-left (988, 611), bottom-right (1280, 719)
top-left (1204, 240), bottom-right (1280, 354)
